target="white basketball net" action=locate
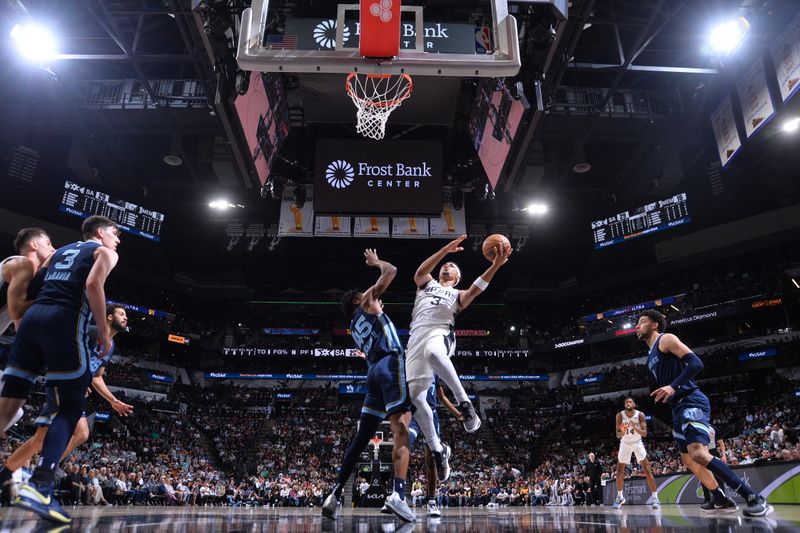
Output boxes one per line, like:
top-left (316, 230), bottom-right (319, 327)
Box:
top-left (346, 73), bottom-right (413, 140)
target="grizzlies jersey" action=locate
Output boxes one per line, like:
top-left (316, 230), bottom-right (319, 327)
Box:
top-left (87, 325), bottom-right (114, 376)
top-left (647, 333), bottom-right (699, 403)
top-left (351, 308), bottom-right (403, 366)
top-left (37, 241), bottom-right (100, 312)
top-left (409, 280), bottom-right (459, 335)
top-left (619, 410), bottom-right (643, 445)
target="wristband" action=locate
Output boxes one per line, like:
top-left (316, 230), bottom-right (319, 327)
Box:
top-left (472, 277), bottom-right (489, 291)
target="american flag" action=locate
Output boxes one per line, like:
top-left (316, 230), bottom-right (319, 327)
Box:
top-left (265, 34), bottom-right (297, 50)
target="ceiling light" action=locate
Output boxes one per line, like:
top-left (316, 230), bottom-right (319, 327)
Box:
top-left (163, 154), bottom-right (183, 166)
top-left (622, 323), bottom-right (632, 329)
top-left (792, 278), bottom-right (800, 289)
top-left (209, 199), bottom-right (233, 209)
top-left (526, 202), bottom-right (548, 215)
top-left (573, 162), bottom-right (591, 174)
top-left (509, 325), bottom-right (516, 332)
top-left (783, 117), bottom-right (800, 133)
top-left (10, 23), bottom-right (57, 63)
top-left (709, 17), bottom-right (749, 55)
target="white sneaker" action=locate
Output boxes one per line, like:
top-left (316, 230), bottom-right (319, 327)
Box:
top-left (652, 496), bottom-right (661, 510)
top-left (612, 493), bottom-right (625, 509)
top-left (321, 493), bottom-right (338, 519)
top-left (427, 499), bottom-right (441, 517)
top-left (385, 492), bottom-right (416, 523)
top-left (380, 503), bottom-right (392, 514)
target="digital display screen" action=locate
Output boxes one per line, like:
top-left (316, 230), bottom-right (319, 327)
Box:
top-left (314, 139), bottom-right (443, 215)
top-left (591, 193), bottom-right (690, 249)
top-left (60, 180), bottom-right (164, 242)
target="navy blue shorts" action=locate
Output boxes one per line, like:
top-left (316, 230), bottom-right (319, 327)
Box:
top-left (34, 387), bottom-right (87, 427)
top-left (361, 352), bottom-right (410, 419)
top-left (408, 411), bottom-right (439, 448)
top-left (671, 389), bottom-right (712, 453)
top-left (5, 303), bottom-right (92, 388)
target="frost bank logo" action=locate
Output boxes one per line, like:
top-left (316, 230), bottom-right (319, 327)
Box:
top-left (326, 160), bottom-right (355, 189)
top-left (313, 19), bottom-right (350, 49)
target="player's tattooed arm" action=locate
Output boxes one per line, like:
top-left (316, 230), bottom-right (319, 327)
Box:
top-left (414, 235), bottom-right (466, 288)
top-left (362, 249), bottom-right (397, 306)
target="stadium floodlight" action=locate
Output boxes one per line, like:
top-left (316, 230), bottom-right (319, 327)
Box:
top-left (209, 199), bottom-right (233, 209)
top-left (509, 325), bottom-right (516, 332)
top-left (709, 18), bottom-right (749, 55)
top-left (783, 117), bottom-right (800, 133)
top-left (792, 278), bottom-right (800, 289)
top-left (10, 23), bottom-right (57, 63)
top-left (622, 323), bottom-right (632, 329)
top-left (525, 202), bottom-right (548, 216)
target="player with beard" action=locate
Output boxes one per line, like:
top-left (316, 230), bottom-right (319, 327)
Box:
top-left (636, 309), bottom-right (771, 517)
top-left (0, 305), bottom-right (133, 487)
top-left (612, 397), bottom-right (660, 509)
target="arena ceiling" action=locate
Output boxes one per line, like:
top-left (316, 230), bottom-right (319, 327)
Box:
top-left (0, 0), bottom-right (799, 296)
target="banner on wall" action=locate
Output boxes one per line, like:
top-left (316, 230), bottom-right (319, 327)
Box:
top-left (429, 203), bottom-right (467, 238)
top-left (278, 185), bottom-right (314, 237)
top-left (605, 462), bottom-right (800, 505)
top-left (770, 12), bottom-right (800, 103)
top-left (392, 217), bottom-right (429, 239)
top-left (353, 217), bottom-right (390, 238)
top-left (736, 58), bottom-right (776, 138)
top-left (710, 95), bottom-right (742, 167)
top-left (314, 215), bottom-right (351, 237)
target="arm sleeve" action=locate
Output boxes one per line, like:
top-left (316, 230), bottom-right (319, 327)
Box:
top-left (669, 352), bottom-right (703, 390)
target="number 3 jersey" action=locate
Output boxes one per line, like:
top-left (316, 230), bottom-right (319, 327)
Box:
top-left (409, 280), bottom-right (460, 337)
top-left (37, 241), bottom-right (101, 312)
top-left (350, 308), bottom-right (404, 366)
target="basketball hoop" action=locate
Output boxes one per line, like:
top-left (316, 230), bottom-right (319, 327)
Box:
top-left (346, 72), bottom-right (413, 140)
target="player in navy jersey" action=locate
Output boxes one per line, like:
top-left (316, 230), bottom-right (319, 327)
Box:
top-left (9, 216), bottom-right (120, 524)
top-left (0, 228), bottom-right (54, 434)
top-left (322, 249), bottom-right (415, 522)
top-left (0, 305), bottom-right (133, 487)
top-left (636, 309), bottom-right (771, 517)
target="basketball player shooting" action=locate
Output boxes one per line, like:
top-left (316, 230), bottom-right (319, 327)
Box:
top-left (637, 309), bottom-right (771, 517)
top-left (613, 397), bottom-right (660, 509)
top-left (406, 234), bottom-right (511, 481)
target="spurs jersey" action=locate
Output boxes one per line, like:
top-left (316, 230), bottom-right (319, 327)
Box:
top-left (0, 256), bottom-right (46, 335)
top-left (620, 410), bottom-right (643, 445)
top-left (409, 280), bottom-right (460, 336)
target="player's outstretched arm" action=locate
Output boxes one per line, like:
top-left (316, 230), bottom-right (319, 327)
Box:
top-left (413, 235), bottom-right (466, 288)
top-left (87, 247), bottom-right (119, 357)
top-left (91, 369), bottom-right (134, 416)
top-left (458, 244), bottom-right (511, 311)
top-left (361, 249), bottom-right (397, 308)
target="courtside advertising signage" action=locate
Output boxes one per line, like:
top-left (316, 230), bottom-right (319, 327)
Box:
top-left (314, 139), bottom-right (443, 215)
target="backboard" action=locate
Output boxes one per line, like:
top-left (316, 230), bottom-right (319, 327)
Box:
top-left (236, 0), bottom-right (521, 77)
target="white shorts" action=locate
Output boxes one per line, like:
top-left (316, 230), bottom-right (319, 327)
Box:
top-left (618, 440), bottom-right (647, 464)
top-left (405, 327), bottom-right (453, 383)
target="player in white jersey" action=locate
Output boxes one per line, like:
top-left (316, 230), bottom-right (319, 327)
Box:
top-left (406, 234), bottom-right (510, 474)
top-left (0, 228), bottom-right (54, 434)
top-left (613, 397), bottom-right (660, 509)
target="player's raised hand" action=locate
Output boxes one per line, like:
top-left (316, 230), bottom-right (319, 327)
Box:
top-left (491, 244), bottom-right (512, 268)
top-left (442, 235), bottom-right (467, 254)
top-left (364, 248), bottom-right (381, 267)
top-left (353, 349), bottom-right (366, 360)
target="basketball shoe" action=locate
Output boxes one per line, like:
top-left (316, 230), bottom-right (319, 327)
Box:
top-left (427, 498), bottom-right (442, 517)
top-left (15, 483), bottom-right (71, 524)
top-left (612, 492), bottom-right (625, 509)
top-left (321, 493), bottom-right (339, 519)
top-left (385, 491), bottom-right (416, 522)
top-left (743, 495), bottom-right (773, 517)
top-left (434, 444), bottom-right (451, 482)
top-left (458, 401), bottom-right (481, 433)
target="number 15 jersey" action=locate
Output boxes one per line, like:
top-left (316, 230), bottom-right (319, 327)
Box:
top-left (350, 308), bottom-right (404, 366)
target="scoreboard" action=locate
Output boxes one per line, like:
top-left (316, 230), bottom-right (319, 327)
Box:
top-left (59, 180), bottom-right (164, 242)
top-left (591, 192), bottom-right (690, 249)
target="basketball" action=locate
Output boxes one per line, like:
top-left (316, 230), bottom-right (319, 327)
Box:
top-left (482, 234), bottom-right (511, 261)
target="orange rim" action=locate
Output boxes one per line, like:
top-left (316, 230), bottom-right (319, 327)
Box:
top-left (345, 72), bottom-right (413, 108)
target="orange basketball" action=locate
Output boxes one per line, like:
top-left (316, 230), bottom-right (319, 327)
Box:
top-left (482, 234), bottom-right (511, 261)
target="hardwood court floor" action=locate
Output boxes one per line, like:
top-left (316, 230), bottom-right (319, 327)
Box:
top-left (1, 504), bottom-right (797, 532)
